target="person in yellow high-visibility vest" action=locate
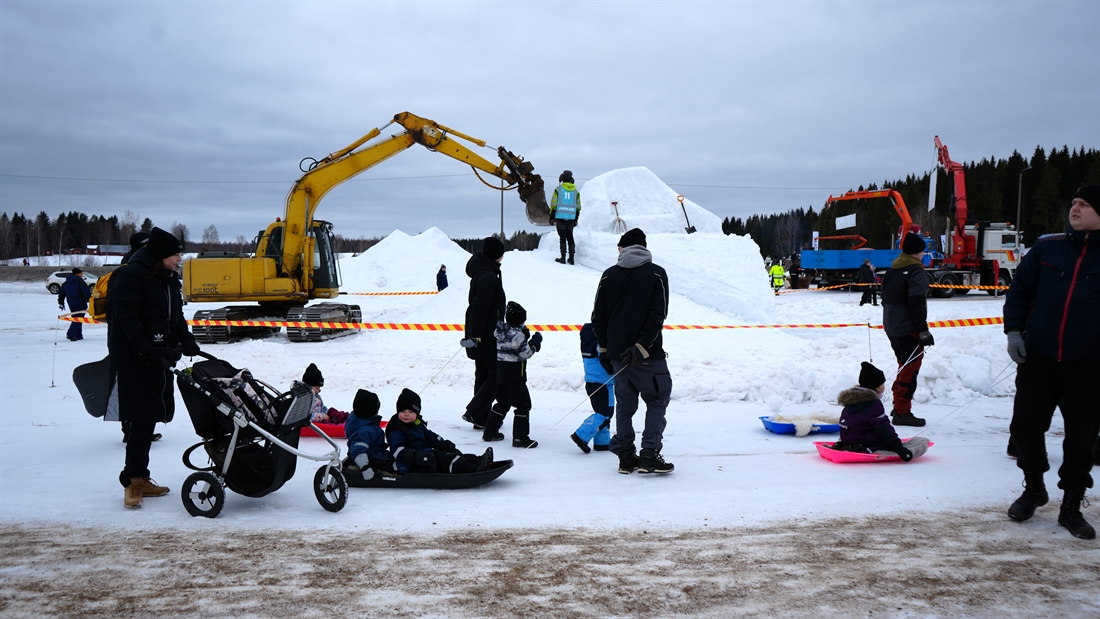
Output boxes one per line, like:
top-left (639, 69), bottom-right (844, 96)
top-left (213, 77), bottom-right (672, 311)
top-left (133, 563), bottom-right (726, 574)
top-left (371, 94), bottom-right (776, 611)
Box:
top-left (769, 263), bottom-right (786, 294)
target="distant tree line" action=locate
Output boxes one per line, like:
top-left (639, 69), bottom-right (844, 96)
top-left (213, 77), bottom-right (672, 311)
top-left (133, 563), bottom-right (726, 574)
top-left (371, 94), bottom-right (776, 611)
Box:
top-left (723, 145), bottom-right (1100, 259)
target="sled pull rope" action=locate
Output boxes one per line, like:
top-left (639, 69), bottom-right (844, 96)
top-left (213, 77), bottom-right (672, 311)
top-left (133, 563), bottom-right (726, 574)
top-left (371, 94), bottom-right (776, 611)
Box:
top-left (867, 323), bottom-right (873, 362)
top-left (50, 316), bottom-right (60, 388)
top-left (421, 348), bottom-right (463, 394)
top-left (538, 363), bottom-right (630, 444)
top-left (912, 360), bottom-right (1016, 442)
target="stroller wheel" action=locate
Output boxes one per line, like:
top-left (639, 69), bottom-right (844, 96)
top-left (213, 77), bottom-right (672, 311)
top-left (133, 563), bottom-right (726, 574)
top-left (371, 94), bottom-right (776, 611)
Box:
top-left (314, 466), bottom-right (348, 513)
top-left (182, 472), bottom-right (225, 518)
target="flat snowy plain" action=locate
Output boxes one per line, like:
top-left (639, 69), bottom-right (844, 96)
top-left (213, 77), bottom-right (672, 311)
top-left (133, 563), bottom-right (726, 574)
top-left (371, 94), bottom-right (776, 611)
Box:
top-left (2, 175), bottom-right (1097, 616)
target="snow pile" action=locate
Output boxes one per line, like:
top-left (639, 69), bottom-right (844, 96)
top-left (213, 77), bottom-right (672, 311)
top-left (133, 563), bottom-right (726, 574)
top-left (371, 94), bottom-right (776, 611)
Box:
top-left (339, 227), bottom-right (471, 292)
top-left (577, 166), bottom-right (722, 234)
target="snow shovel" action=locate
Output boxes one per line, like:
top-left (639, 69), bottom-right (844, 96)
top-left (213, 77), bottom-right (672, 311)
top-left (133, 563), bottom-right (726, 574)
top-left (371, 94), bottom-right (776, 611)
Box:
top-left (678, 195), bottom-right (696, 234)
top-left (611, 201), bottom-right (627, 233)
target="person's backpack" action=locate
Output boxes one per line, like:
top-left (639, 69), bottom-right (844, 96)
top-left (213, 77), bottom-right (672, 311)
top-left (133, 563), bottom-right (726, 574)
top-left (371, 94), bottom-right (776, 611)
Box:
top-left (88, 272), bottom-right (112, 321)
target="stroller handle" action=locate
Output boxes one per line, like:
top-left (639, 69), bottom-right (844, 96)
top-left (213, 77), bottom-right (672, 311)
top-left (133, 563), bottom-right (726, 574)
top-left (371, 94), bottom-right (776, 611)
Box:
top-left (160, 349), bottom-right (216, 371)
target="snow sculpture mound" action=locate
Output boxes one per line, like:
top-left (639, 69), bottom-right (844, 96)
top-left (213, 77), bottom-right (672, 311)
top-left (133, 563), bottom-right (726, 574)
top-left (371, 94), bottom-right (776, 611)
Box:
top-left (339, 227), bottom-right (471, 292)
top-left (578, 166), bottom-right (722, 234)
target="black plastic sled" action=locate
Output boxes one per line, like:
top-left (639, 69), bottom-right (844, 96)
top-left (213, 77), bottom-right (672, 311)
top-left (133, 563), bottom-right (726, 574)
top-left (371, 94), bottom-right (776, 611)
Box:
top-left (345, 460), bottom-right (513, 490)
top-left (72, 356), bottom-right (111, 418)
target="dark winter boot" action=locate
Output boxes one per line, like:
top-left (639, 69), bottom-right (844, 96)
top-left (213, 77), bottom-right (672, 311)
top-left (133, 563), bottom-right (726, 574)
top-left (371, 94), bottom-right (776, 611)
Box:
top-left (513, 437), bottom-right (539, 448)
top-left (462, 412), bottom-right (485, 431)
top-left (593, 443), bottom-right (610, 452)
top-left (482, 411), bottom-right (505, 442)
top-left (567, 254), bottom-right (575, 265)
top-left (1007, 473), bottom-right (1049, 522)
top-left (555, 257), bottom-right (566, 264)
top-left (475, 448), bottom-right (494, 473)
top-left (1057, 491), bottom-right (1095, 540)
top-left (570, 432), bottom-right (591, 454)
top-left (891, 411), bottom-right (926, 427)
top-left (637, 448), bottom-right (674, 474)
top-left (618, 451), bottom-right (638, 475)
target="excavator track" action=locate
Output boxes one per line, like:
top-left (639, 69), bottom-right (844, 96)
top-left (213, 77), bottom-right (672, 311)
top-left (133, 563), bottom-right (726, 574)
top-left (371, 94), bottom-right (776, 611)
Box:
top-left (191, 306), bottom-right (283, 344)
top-left (286, 303), bottom-right (362, 343)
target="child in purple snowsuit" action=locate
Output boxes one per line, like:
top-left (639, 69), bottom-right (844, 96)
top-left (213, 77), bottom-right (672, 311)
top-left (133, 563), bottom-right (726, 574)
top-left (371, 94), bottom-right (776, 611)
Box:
top-left (833, 362), bottom-right (929, 461)
top-left (571, 323), bottom-right (613, 453)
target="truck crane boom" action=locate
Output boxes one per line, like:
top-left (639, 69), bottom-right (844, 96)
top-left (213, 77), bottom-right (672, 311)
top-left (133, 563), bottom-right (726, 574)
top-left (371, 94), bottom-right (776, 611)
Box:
top-left (824, 189), bottom-right (915, 239)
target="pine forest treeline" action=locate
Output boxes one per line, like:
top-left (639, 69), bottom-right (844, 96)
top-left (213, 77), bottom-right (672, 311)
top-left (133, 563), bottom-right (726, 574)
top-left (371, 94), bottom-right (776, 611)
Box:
top-left (723, 145), bottom-right (1100, 259)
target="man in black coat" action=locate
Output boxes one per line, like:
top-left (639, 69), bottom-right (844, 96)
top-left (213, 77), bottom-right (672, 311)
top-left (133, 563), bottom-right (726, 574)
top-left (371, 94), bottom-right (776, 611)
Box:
top-left (436, 264), bottom-right (448, 291)
top-left (857, 259), bottom-right (878, 306)
top-left (591, 228), bottom-right (674, 475)
top-left (880, 232), bottom-right (934, 427)
top-left (459, 237), bottom-right (506, 429)
top-left (58, 267), bottom-right (91, 341)
top-left (108, 227), bottom-right (199, 508)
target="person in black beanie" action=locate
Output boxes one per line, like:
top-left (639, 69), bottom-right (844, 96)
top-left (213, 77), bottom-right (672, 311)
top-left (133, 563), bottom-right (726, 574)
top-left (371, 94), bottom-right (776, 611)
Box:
top-left (591, 227), bottom-right (675, 475)
top-left (385, 388), bottom-right (493, 475)
top-left (344, 388), bottom-right (396, 480)
top-left (1003, 183), bottom-right (1100, 539)
top-left (832, 361), bottom-right (928, 461)
top-left (880, 231), bottom-right (933, 427)
top-left (107, 226), bottom-right (198, 508)
top-left (550, 170), bottom-right (581, 264)
top-left (459, 237), bottom-right (507, 429)
top-left (483, 301), bottom-right (543, 448)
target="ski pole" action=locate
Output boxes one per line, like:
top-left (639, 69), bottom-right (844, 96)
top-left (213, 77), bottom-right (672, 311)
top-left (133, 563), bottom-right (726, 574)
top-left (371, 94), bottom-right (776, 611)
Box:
top-left (50, 315), bottom-right (62, 388)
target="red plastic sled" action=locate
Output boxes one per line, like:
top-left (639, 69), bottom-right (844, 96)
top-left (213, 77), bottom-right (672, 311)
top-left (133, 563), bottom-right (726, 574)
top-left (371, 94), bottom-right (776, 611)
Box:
top-left (814, 438), bottom-right (933, 463)
top-left (299, 419), bottom-right (387, 439)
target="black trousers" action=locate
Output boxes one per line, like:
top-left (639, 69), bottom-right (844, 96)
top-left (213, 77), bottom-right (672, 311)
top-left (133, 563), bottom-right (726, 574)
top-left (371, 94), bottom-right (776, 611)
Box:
top-left (556, 220), bottom-right (575, 258)
top-left (1010, 353), bottom-right (1100, 492)
top-left (888, 334), bottom-right (924, 415)
top-left (608, 358), bottom-right (672, 455)
top-left (465, 357), bottom-right (496, 425)
top-left (860, 287), bottom-right (878, 305)
top-left (489, 381), bottom-right (532, 439)
top-left (120, 421), bottom-right (156, 486)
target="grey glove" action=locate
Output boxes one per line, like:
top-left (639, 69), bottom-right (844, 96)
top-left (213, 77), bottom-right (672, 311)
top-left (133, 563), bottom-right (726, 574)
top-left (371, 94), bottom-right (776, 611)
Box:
top-left (1007, 331), bottom-right (1026, 364)
top-left (459, 337), bottom-right (479, 349)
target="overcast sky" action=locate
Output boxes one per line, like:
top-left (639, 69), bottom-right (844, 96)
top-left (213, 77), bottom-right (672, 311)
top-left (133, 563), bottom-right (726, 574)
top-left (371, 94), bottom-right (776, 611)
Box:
top-left (1, 1), bottom-right (1097, 242)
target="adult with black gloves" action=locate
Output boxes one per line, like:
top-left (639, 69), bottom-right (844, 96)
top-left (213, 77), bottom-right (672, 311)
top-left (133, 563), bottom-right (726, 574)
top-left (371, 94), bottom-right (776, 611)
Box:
top-left (550, 170), bottom-right (581, 265)
top-left (58, 267), bottom-right (91, 341)
top-left (590, 228), bottom-right (674, 475)
top-left (881, 232), bottom-right (933, 427)
top-left (1003, 184), bottom-right (1100, 540)
top-left (107, 227), bottom-right (199, 509)
top-left (459, 237), bottom-right (507, 429)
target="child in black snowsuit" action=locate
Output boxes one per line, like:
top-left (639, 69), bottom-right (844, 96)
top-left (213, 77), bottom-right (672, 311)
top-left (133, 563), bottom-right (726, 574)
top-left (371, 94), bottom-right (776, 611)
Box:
top-left (833, 362), bottom-right (929, 461)
top-left (344, 389), bottom-right (397, 481)
top-left (386, 388), bottom-right (493, 474)
top-left (483, 301), bottom-right (543, 448)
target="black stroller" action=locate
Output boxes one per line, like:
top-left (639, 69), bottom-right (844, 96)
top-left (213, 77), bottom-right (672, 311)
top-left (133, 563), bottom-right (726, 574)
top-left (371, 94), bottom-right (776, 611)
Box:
top-left (173, 352), bottom-right (347, 517)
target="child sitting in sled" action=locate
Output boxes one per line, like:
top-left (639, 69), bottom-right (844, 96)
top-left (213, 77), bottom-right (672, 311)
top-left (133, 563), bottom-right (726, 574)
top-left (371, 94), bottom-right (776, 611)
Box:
top-left (483, 301), bottom-right (543, 448)
top-left (832, 362), bottom-right (929, 461)
top-left (386, 388), bottom-right (493, 474)
top-left (302, 363), bottom-right (349, 425)
top-left (571, 323), bottom-right (612, 454)
top-left (344, 389), bottom-right (397, 480)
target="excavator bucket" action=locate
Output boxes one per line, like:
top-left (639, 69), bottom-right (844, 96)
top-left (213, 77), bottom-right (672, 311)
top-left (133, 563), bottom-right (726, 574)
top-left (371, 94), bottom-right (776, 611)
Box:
top-left (519, 175), bottom-right (551, 226)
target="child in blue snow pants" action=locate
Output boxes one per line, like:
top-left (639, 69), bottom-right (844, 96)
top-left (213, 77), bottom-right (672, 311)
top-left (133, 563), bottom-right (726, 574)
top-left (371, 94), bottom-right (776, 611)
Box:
top-left (571, 323), bottom-right (614, 454)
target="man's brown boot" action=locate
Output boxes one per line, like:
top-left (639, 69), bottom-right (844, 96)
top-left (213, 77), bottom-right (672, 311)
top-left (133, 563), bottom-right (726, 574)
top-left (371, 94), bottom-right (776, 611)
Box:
top-left (138, 477), bottom-right (170, 498)
top-left (124, 480), bottom-right (144, 509)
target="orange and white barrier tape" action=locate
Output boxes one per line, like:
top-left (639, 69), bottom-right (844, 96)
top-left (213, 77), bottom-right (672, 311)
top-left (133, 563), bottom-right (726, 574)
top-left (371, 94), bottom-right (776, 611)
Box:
top-left (345, 291), bottom-right (439, 296)
top-left (60, 316), bottom-right (1006, 331)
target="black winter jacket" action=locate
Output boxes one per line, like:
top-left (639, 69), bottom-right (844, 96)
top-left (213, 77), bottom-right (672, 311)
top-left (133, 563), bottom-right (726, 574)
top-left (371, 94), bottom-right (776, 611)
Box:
top-left (591, 246), bottom-right (669, 359)
top-left (59, 274), bottom-right (91, 312)
top-left (106, 249), bottom-right (196, 424)
top-left (856, 263), bottom-right (875, 285)
top-left (464, 252), bottom-right (506, 361)
top-left (1004, 228), bottom-right (1100, 362)
top-left (881, 253), bottom-right (929, 337)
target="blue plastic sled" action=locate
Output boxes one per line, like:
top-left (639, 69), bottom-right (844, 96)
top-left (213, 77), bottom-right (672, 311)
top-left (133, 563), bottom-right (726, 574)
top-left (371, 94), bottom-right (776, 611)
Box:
top-left (759, 416), bottom-right (840, 435)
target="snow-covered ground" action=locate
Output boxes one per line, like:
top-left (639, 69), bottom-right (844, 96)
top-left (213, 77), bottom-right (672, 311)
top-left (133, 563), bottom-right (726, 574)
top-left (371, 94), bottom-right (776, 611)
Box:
top-left (1, 169), bottom-right (1095, 617)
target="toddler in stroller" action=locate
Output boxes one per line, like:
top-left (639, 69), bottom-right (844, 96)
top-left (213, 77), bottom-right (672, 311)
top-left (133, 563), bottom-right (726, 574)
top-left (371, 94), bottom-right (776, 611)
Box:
top-left (175, 352), bottom-right (348, 518)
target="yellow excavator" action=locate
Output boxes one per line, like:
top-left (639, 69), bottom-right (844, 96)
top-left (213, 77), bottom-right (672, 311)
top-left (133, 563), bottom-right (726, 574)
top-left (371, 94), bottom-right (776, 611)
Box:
top-left (184, 111), bottom-right (550, 343)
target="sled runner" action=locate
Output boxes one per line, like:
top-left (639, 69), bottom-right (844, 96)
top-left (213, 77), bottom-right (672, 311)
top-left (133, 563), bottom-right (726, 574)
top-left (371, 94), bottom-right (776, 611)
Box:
top-left (344, 459), bottom-right (513, 489)
top-left (759, 415), bottom-right (840, 435)
top-left (814, 438), bottom-right (933, 463)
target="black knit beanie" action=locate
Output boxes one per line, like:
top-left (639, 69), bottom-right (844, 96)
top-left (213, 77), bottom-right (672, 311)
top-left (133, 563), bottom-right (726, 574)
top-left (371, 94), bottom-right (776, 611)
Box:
top-left (859, 361), bottom-right (886, 390)
top-left (146, 227), bottom-right (183, 260)
top-left (1072, 184), bottom-right (1100, 210)
top-left (128, 232), bottom-right (150, 251)
top-left (396, 388), bottom-right (422, 414)
top-left (559, 170), bottom-right (574, 183)
top-left (901, 232), bottom-right (925, 255)
top-left (352, 389), bottom-right (380, 418)
top-left (505, 301), bottom-right (527, 327)
top-left (482, 236), bottom-right (505, 261)
top-left (302, 363), bottom-right (324, 387)
top-left (618, 228), bottom-right (647, 248)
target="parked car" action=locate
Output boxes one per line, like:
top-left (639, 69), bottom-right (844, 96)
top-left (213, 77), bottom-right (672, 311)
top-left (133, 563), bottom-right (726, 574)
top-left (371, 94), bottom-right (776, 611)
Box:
top-left (46, 271), bottom-right (98, 295)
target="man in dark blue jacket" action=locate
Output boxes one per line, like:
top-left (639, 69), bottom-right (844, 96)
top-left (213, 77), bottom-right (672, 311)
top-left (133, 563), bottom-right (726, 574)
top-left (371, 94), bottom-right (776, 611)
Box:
top-left (58, 268), bottom-right (91, 341)
top-left (1004, 184), bottom-right (1100, 540)
top-left (591, 228), bottom-right (674, 475)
